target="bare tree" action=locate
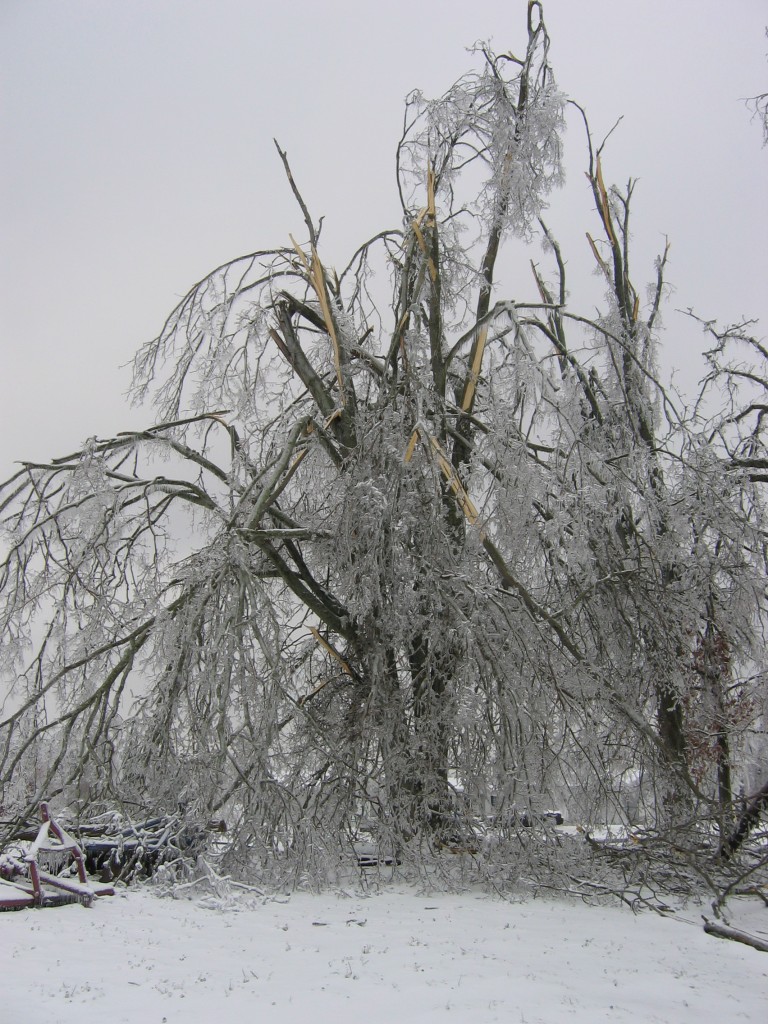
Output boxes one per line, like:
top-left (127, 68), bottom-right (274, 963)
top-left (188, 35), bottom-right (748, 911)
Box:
top-left (1, 2), bottom-right (765, 888)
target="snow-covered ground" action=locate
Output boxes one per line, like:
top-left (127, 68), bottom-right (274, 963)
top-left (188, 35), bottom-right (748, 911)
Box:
top-left (3, 884), bottom-right (767, 1023)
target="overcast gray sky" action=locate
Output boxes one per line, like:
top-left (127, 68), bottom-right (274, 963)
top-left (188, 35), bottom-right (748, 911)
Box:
top-left (1, 0), bottom-right (766, 479)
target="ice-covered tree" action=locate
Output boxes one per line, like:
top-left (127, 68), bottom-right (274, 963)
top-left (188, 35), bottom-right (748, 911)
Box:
top-left (747, 27), bottom-right (768, 145)
top-left (1, 2), bottom-right (765, 887)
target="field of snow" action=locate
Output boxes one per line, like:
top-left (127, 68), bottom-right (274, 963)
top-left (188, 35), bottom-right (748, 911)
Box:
top-left (3, 883), bottom-right (767, 1023)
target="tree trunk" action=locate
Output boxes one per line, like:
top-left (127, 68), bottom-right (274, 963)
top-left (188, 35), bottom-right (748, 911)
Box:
top-left (408, 632), bottom-right (452, 833)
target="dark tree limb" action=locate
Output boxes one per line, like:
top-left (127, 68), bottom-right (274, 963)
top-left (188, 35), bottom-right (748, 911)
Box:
top-left (719, 779), bottom-right (768, 860)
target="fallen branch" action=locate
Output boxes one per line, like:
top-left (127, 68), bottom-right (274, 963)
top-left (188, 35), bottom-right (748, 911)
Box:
top-left (703, 918), bottom-right (768, 953)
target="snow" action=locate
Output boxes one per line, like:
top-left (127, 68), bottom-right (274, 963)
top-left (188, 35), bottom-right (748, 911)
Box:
top-left (3, 885), bottom-right (767, 1023)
